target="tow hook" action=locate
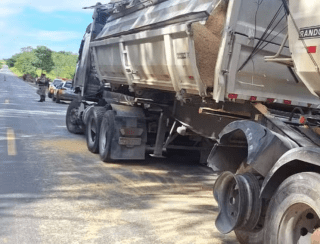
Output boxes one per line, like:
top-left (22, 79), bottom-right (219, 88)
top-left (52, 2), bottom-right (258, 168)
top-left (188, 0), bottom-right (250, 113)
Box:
top-left (213, 172), bottom-right (262, 234)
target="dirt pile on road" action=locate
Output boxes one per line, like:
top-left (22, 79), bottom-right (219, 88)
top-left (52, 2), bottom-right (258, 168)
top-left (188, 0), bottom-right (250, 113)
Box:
top-left (23, 74), bottom-right (36, 83)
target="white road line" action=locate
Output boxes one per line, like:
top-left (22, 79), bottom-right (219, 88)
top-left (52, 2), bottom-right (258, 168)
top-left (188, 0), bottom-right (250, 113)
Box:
top-left (0, 108), bottom-right (66, 116)
top-left (7, 128), bottom-right (17, 156)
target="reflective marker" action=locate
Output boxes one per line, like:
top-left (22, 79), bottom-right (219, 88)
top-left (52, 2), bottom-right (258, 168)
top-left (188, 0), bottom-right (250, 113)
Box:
top-left (7, 128), bottom-right (17, 156)
top-left (284, 100), bottom-right (292, 105)
top-left (307, 46), bottom-right (317, 53)
top-left (228, 94), bottom-right (238, 99)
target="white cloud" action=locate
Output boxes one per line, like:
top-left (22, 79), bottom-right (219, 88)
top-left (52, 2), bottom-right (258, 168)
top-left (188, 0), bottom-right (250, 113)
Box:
top-left (0, 7), bottom-right (23, 17)
top-left (0, 0), bottom-right (27, 3)
top-left (0, 0), bottom-right (104, 58)
top-left (0, 0), bottom-right (104, 15)
top-left (22, 0), bottom-right (108, 13)
top-left (33, 30), bottom-right (82, 41)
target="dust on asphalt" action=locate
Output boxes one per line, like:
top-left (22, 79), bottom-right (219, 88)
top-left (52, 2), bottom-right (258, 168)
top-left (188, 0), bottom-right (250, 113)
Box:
top-left (0, 66), bottom-right (238, 243)
top-left (32, 138), bottom-right (238, 244)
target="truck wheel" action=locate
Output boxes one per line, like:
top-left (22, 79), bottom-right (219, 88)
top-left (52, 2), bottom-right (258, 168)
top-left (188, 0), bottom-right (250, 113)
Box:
top-left (86, 107), bottom-right (106, 153)
top-left (66, 99), bottom-right (84, 134)
top-left (235, 228), bottom-right (264, 244)
top-left (56, 98), bottom-right (60, 103)
top-left (99, 110), bottom-right (115, 162)
top-left (263, 172), bottom-right (320, 244)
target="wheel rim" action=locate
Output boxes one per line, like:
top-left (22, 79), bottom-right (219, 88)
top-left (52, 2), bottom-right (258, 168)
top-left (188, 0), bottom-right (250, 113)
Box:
top-left (214, 172), bottom-right (262, 234)
top-left (278, 203), bottom-right (320, 244)
top-left (90, 119), bottom-right (97, 143)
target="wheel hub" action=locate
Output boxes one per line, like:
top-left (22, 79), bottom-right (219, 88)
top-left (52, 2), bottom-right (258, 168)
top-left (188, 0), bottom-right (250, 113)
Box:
top-left (311, 228), bottom-right (320, 244)
top-left (213, 172), bottom-right (262, 234)
top-left (278, 203), bottom-right (320, 244)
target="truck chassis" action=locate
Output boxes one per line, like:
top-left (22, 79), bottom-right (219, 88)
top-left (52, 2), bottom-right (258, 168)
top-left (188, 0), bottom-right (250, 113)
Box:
top-left (66, 0), bottom-right (320, 243)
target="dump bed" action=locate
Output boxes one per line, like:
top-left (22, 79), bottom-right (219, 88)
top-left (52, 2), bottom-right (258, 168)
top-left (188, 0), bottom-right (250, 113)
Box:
top-left (87, 0), bottom-right (320, 107)
top-left (288, 0), bottom-right (320, 98)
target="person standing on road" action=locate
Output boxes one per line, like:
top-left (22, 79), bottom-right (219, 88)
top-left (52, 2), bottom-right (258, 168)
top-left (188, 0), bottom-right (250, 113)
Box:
top-left (37, 73), bottom-right (47, 102)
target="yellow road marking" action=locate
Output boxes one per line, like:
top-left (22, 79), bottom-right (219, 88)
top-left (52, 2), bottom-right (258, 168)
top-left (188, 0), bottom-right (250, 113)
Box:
top-left (5, 99), bottom-right (9, 104)
top-left (7, 128), bottom-right (17, 156)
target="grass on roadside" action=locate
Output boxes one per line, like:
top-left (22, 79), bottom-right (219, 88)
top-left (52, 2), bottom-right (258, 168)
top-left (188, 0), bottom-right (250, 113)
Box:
top-left (9, 67), bottom-right (58, 80)
top-left (0, 60), bottom-right (5, 69)
top-left (9, 67), bottom-right (24, 77)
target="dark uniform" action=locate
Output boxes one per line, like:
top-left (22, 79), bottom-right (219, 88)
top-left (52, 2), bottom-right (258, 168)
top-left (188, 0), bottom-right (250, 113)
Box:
top-left (37, 74), bottom-right (47, 102)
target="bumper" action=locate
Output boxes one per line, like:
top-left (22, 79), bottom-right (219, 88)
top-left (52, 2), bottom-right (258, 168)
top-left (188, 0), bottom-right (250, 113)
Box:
top-left (56, 92), bottom-right (77, 101)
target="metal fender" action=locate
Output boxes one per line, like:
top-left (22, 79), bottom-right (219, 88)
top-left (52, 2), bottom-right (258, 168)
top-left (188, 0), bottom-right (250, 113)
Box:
top-left (260, 147), bottom-right (320, 199)
top-left (207, 120), bottom-right (298, 176)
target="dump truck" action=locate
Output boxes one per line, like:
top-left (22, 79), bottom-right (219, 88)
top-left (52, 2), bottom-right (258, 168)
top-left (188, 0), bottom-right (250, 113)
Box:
top-left (66, 0), bottom-right (320, 243)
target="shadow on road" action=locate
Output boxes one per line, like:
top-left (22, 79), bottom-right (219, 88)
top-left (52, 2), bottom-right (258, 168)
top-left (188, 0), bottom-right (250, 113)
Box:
top-left (22, 137), bottom-right (238, 244)
top-left (0, 71), bottom-right (238, 244)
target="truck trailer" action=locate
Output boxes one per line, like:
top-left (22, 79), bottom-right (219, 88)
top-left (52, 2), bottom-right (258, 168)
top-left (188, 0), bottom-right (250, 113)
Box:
top-left (66, 0), bottom-right (320, 243)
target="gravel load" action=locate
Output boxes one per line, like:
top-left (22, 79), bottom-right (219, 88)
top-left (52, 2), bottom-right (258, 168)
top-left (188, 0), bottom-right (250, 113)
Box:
top-left (192, 0), bottom-right (228, 88)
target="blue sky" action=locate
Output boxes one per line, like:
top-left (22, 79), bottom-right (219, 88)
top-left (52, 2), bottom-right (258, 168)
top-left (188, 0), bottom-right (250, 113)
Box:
top-left (0, 0), bottom-right (108, 59)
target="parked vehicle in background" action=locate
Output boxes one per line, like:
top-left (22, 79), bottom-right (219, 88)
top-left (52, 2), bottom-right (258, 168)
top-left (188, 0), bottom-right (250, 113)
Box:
top-left (53, 81), bottom-right (77, 103)
top-left (48, 79), bottom-right (63, 98)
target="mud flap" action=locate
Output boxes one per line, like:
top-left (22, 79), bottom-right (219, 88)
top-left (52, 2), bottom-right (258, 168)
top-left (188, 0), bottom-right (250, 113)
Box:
top-left (109, 104), bottom-right (147, 160)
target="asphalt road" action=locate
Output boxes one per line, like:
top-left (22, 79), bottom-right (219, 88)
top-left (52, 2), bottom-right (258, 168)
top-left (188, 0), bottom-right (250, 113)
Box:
top-left (0, 65), bottom-right (238, 244)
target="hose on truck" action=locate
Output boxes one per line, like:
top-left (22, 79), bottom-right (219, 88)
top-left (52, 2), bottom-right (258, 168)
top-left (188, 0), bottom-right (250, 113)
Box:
top-left (238, 3), bottom-right (287, 71)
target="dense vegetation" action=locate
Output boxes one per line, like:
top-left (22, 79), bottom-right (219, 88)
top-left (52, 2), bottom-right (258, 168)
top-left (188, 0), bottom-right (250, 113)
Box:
top-left (0, 60), bottom-right (5, 68)
top-left (5, 46), bottom-right (78, 80)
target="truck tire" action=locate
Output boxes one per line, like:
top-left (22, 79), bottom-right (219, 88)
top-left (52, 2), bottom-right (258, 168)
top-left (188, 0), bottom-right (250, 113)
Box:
top-left (235, 228), bottom-right (264, 244)
top-left (99, 110), bottom-right (115, 162)
top-left (263, 172), bottom-right (320, 244)
top-left (86, 106), bottom-right (106, 153)
top-left (66, 98), bottom-right (84, 134)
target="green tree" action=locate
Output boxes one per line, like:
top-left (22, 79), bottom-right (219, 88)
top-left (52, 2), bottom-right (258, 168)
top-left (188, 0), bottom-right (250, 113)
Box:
top-left (6, 53), bottom-right (22, 67)
top-left (33, 46), bottom-right (54, 74)
top-left (52, 51), bottom-right (78, 79)
top-left (14, 52), bottom-right (37, 77)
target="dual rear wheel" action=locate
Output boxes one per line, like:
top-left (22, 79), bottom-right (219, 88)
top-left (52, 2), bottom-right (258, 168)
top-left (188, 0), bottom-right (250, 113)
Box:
top-left (85, 107), bottom-right (114, 162)
top-left (67, 102), bottom-right (116, 161)
top-left (236, 172), bottom-right (320, 244)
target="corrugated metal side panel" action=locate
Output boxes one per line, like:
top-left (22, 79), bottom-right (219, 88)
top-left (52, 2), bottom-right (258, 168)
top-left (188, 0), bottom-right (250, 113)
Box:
top-left (92, 24), bottom-right (205, 95)
top-left (226, 35), bottom-right (320, 107)
top-left (216, 0), bottom-right (320, 107)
